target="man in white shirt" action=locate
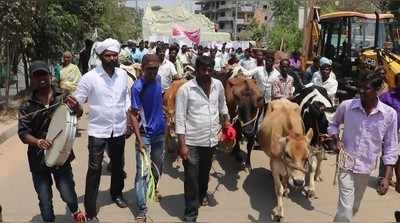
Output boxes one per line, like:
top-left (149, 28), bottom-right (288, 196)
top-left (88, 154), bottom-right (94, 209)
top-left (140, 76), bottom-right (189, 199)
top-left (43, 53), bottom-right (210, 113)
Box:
top-left (239, 49), bottom-right (257, 71)
top-left (312, 57), bottom-right (338, 101)
top-left (156, 46), bottom-right (178, 93)
top-left (245, 52), bottom-right (280, 106)
top-left (211, 48), bottom-right (223, 72)
top-left (220, 45), bottom-right (230, 68)
top-left (178, 45), bottom-right (190, 65)
top-left (175, 55), bottom-right (231, 222)
top-left (66, 38), bottom-right (131, 221)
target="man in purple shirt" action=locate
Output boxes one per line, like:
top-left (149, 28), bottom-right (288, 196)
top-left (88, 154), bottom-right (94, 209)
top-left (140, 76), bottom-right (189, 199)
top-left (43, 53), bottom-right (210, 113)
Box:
top-left (328, 70), bottom-right (398, 222)
top-left (379, 75), bottom-right (400, 181)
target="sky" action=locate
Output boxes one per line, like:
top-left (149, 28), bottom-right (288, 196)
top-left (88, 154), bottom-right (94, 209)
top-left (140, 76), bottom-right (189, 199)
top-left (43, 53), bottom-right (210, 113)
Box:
top-left (126, 0), bottom-right (196, 10)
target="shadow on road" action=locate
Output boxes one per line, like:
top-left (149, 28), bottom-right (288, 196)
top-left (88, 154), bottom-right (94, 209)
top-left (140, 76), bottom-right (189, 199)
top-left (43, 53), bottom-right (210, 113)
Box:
top-left (30, 206), bottom-right (72, 222)
top-left (76, 189), bottom-right (115, 215)
top-left (211, 150), bottom-right (242, 192)
top-left (31, 214), bottom-right (71, 223)
top-left (159, 193), bottom-right (185, 221)
top-left (243, 167), bottom-right (319, 222)
top-left (163, 151), bottom-right (184, 182)
top-left (243, 167), bottom-right (275, 222)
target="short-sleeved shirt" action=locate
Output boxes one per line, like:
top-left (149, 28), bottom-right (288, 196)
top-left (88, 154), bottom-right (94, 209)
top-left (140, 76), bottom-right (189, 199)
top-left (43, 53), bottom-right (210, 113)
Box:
top-left (131, 75), bottom-right (165, 140)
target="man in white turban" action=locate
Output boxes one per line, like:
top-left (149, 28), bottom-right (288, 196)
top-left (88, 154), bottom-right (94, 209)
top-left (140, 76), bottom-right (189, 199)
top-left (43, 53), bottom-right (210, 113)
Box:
top-left (66, 38), bottom-right (132, 221)
top-left (311, 57), bottom-right (338, 101)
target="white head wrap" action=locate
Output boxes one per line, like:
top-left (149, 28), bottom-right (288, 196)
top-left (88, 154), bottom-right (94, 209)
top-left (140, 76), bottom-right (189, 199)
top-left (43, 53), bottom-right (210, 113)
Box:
top-left (320, 57), bottom-right (332, 66)
top-left (95, 38), bottom-right (121, 55)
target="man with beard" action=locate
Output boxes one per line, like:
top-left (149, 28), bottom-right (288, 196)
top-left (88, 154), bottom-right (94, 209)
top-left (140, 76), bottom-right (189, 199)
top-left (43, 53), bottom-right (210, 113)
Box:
top-left (18, 61), bottom-right (85, 222)
top-left (175, 56), bottom-right (231, 222)
top-left (66, 38), bottom-right (131, 221)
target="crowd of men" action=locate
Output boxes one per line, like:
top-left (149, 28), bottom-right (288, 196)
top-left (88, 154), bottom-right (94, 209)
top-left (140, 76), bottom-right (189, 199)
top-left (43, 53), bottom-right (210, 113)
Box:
top-left (15, 36), bottom-right (400, 223)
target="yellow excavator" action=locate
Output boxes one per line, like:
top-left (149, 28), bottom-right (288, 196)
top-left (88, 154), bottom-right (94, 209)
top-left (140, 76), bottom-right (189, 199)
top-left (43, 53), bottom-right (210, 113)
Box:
top-left (303, 8), bottom-right (400, 100)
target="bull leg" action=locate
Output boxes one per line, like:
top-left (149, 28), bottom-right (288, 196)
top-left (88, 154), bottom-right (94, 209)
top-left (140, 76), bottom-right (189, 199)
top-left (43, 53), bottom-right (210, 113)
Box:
top-left (231, 129), bottom-right (246, 168)
top-left (271, 161), bottom-right (285, 221)
top-left (245, 137), bottom-right (255, 171)
top-left (281, 175), bottom-right (290, 197)
top-left (314, 154), bottom-right (323, 182)
top-left (306, 156), bottom-right (317, 198)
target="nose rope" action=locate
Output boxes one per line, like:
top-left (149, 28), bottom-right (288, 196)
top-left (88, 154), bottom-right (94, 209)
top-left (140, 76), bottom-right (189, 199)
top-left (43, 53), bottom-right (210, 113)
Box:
top-left (280, 153), bottom-right (309, 174)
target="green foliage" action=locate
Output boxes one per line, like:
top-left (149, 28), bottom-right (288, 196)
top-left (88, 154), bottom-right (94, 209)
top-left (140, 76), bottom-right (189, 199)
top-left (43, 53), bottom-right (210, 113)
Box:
top-left (1, 0), bottom-right (141, 62)
top-left (267, 23), bottom-right (303, 52)
top-left (98, 0), bottom-right (141, 42)
top-left (265, 0), bottom-right (303, 51)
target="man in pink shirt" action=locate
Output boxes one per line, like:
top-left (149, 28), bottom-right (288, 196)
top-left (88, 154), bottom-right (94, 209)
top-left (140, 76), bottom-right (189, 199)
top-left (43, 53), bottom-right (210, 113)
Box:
top-left (328, 70), bottom-right (398, 222)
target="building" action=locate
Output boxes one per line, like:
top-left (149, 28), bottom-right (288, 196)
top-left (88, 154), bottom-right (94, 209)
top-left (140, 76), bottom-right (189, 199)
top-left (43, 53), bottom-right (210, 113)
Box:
top-left (194, 0), bottom-right (268, 39)
top-left (142, 5), bottom-right (230, 43)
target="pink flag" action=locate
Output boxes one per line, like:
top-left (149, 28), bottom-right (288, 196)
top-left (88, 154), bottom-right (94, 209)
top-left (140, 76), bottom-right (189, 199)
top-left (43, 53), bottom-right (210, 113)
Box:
top-left (172, 24), bottom-right (200, 45)
top-left (184, 29), bottom-right (200, 45)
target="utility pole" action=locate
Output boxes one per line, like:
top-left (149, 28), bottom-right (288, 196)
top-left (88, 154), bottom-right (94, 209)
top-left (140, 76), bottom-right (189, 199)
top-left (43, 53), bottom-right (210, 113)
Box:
top-left (234, 0), bottom-right (238, 40)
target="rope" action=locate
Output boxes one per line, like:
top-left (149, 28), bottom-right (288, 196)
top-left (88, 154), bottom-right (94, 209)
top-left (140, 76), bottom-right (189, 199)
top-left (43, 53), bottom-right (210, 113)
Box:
top-left (231, 107), bottom-right (260, 129)
top-left (333, 142), bottom-right (355, 185)
top-left (139, 149), bottom-right (161, 202)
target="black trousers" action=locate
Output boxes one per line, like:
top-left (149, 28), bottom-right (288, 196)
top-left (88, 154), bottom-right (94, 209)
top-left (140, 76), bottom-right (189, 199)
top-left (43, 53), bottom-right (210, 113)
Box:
top-left (183, 146), bottom-right (214, 222)
top-left (84, 135), bottom-right (125, 218)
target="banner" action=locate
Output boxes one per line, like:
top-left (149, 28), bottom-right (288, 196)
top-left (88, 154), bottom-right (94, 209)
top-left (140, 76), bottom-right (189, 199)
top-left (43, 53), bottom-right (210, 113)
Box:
top-left (172, 24), bottom-right (200, 45)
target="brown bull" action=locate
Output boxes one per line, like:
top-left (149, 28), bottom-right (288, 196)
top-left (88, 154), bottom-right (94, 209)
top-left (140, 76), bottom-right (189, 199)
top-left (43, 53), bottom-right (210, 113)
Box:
top-left (225, 76), bottom-right (263, 169)
top-left (163, 79), bottom-right (187, 153)
top-left (258, 99), bottom-right (313, 221)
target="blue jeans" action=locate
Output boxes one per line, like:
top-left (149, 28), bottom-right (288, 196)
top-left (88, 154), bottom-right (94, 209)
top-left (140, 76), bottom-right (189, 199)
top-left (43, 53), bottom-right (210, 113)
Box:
top-left (135, 134), bottom-right (165, 216)
top-left (31, 164), bottom-right (78, 222)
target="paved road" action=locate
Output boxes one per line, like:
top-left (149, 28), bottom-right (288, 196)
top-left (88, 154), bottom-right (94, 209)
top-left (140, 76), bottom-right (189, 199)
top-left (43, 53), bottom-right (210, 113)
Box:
top-left (0, 114), bottom-right (399, 222)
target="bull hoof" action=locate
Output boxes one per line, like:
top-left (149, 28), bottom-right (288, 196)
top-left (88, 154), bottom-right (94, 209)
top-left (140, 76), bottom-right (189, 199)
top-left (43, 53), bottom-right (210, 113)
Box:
top-left (306, 190), bottom-right (317, 199)
top-left (272, 214), bottom-right (284, 222)
top-left (315, 176), bottom-right (323, 182)
top-left (283, 188), bottom-right (290, 197)
top-left (272, 207), bottom-right (284, 221)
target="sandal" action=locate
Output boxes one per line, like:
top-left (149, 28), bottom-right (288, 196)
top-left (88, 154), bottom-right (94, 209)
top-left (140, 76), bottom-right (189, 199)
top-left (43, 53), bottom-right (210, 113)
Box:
top-left (135, 216), bottom-right (147, 223)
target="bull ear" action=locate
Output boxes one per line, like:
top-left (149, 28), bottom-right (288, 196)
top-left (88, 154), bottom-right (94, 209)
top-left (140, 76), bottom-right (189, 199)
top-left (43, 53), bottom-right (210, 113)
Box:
top-left (305, 128), bottom-right (314, 143)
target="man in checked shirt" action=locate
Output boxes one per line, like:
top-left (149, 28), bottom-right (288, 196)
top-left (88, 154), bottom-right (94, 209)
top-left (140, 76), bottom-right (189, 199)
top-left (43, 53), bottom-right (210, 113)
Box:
top-left (328, 70), bottom-right (398, 222)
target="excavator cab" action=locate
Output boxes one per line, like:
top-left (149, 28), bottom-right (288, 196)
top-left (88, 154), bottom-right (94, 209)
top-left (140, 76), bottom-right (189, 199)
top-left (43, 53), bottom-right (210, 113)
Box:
top-left (303, 10), bottom-right (400, 100)
top-left (317, 12), bottom-right (397, 78)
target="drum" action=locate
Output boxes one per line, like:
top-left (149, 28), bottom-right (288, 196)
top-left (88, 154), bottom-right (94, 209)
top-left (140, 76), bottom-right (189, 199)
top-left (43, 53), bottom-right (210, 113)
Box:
top-left (45, 104), bottom-right (77, 167)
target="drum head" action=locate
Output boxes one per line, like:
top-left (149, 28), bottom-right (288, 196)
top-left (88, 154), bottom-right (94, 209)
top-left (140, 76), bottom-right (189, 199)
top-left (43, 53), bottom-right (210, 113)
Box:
top-left (45, 104), bottom-right (77, 167)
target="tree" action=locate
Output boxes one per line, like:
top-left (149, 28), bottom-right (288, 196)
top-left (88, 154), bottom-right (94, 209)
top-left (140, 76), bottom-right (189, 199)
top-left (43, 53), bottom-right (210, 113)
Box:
top-left (0, 0), bottom-right (36, 104)
top-left (263, 0), bottom-right (303, 52)
top-left (98, 0), bottom-right (141, 42)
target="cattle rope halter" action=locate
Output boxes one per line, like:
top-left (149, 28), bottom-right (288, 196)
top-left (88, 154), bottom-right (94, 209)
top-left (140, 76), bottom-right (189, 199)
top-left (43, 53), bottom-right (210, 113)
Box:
top-left (231, 106), bottom-right (260, 129)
